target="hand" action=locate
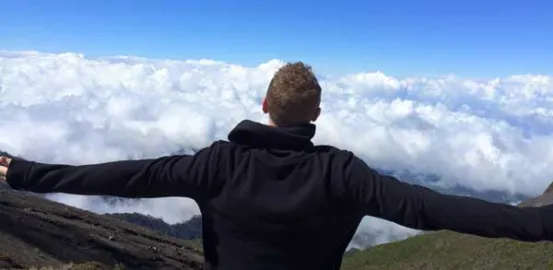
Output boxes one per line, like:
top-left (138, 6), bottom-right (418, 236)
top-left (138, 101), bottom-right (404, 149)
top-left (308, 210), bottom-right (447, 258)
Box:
top-left (0, 156), bottom-right (11, 183)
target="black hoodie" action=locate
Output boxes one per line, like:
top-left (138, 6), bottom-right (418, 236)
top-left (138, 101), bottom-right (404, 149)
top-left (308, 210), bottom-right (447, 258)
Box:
top-left (6, 120), bottom-right (553, 270)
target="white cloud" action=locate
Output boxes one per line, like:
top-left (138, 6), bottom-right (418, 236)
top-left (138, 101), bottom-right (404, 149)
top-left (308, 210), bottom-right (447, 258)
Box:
top-left (2, 50), bottom-right (553, 249)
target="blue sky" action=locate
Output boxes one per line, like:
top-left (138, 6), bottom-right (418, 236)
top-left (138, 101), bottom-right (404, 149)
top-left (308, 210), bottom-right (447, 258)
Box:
top-left (0, 0), bottom-right (552, 78)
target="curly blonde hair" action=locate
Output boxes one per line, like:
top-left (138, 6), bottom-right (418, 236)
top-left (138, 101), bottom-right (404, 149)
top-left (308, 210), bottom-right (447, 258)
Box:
top-left (265, 62), bottom-right (322, 127)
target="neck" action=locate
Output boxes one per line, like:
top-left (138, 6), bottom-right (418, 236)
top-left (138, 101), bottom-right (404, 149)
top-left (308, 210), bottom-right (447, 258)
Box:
top-left (267, 117), bottom-right (312, 128)
top-left (267, 117), bottom-right (278, 127)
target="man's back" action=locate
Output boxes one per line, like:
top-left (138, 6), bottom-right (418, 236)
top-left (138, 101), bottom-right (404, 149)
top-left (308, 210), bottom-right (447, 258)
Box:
top-left (195, 120), bottom-right (553, 270)
top-left (199, 120), bottom-right (363, 270)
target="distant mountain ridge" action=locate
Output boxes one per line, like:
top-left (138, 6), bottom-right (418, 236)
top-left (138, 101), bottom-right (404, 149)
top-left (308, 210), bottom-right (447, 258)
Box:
top-left (379, 168), bottom-right (530, 203)
top-left (106, 213), bottom-right (203, 241)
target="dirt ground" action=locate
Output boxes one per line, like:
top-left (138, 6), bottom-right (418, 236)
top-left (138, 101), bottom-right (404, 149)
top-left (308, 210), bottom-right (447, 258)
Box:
top-left (0, 189), bottom-right (204, 270)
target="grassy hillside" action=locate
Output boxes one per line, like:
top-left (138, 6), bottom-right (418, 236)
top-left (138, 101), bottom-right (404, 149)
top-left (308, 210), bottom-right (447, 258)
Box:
top-left (341, 182), bottom-right (553, 270)
top-left (341, 230), bottom-right (553, 270)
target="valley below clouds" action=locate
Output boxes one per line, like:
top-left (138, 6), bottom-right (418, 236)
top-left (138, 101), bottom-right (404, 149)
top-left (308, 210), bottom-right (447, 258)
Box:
top-left (1, 50), bottom-right (553, 249)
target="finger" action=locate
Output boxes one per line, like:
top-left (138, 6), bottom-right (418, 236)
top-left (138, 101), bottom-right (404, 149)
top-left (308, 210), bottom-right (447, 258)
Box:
top-left (0, 176), bottom-right (5, 183)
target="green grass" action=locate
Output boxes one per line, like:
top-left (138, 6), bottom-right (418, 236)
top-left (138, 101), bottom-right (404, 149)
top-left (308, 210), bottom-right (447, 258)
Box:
top-left (185, 238), bottom-right (203, 251)
top-left (341, 230), bottom-right (553, 270)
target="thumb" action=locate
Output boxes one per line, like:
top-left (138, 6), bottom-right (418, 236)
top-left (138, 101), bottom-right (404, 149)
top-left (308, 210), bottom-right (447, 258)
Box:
top-left (0, 156), bottom-right (11, 166)
top-left (0, 157), bottom-right (9, 182)
top-left (0, 165), bottom-right (6, 178)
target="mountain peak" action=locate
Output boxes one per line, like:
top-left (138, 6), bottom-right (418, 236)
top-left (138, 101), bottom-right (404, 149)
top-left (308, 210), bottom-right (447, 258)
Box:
top-left (517, 181), bottom-right (553, 208)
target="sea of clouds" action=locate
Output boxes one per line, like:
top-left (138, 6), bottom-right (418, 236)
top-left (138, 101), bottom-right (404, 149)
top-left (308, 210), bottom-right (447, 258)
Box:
top-left (1, 50), bottom-right (553, 249)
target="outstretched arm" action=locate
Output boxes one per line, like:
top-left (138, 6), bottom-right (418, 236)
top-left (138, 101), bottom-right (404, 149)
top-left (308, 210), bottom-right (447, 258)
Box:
top-left (345, 156), bottom-right (553, 242)
top-left (0, 147), bottom-right (215, 200)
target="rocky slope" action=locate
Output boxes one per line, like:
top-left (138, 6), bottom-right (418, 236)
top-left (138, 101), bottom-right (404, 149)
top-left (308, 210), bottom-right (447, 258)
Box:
top-left (0, 189), bottom-right (204, 270)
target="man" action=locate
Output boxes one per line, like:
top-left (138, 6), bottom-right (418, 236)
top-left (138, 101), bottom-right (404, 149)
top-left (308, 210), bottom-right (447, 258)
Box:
top-left (0, 62), bottom-right (552, 270)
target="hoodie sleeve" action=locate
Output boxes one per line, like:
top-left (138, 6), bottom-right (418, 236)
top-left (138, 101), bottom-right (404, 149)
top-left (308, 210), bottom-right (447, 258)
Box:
top-left (5, 147), bottom-right (216, 200)
top-left (345, 156), bottom-right (553, 242)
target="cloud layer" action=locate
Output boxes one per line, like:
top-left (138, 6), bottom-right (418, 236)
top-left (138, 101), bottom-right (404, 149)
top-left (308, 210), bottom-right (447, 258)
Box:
top-left (1, 50), bottom-right (553, 248)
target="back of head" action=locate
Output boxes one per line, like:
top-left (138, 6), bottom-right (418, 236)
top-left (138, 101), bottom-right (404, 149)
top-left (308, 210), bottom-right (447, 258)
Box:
top-left (263, 62), bottom-right (322, 127)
